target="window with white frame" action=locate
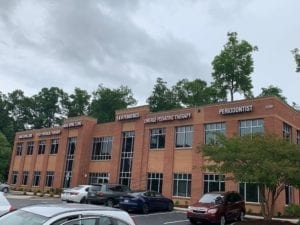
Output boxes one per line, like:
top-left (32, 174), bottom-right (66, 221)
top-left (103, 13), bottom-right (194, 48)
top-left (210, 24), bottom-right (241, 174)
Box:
top-left (204, 122), bottom-right (226, 144)
top-left (50, 139), bottom-right (59, 154)
top-left (26, 142), bottom-right (34, 155)
top-left (150, 128), bottom-right (166, 149)
top-left (11, 171), bottom-right (18, 184)
top-left (38, 140), bottom-right (46, 154)
top-left (240, 119), bottom-right (264, 136)
top-left (285, 185), bottom-right (293, 205)
top-left (21, 171), bottom-right (29, 185)
top-left (173, 173), bottom-right (191, 197)
top-left (45, 171), bottom-right (55, 187)
top-left (203, 174), bottom-right (225, 193)
top-left (283, 123), bottom-right (292, 142)
top-left (239, 182), bottom-right (260, 203)
top-left (16, 143), bottom-right (23, 156)
top-left (32, 171), bottom-right (41, 186)
top-left (91, 137), bottom-right (113, 160)
top-left (88, 172), bottom-right (109, 184)
top-left (175, 126), bottom-right (193, 148)
top-left (147, 173), bottom-right (163, 193)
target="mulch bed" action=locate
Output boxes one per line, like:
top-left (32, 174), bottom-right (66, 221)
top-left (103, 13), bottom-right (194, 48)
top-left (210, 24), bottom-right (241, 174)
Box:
top-left (234, 219), bottom-right (295, 225)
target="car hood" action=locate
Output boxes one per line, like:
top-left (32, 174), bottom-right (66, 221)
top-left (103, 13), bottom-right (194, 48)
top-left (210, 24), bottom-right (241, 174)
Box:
top-left (190, 202), bottom-right (219, 209)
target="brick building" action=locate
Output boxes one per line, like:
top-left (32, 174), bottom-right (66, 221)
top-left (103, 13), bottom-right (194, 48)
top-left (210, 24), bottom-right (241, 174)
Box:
top-left (8, 96), bottom-right (300, 213)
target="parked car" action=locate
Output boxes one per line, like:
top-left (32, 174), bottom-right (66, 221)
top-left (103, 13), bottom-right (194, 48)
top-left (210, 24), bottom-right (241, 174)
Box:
top-left (187, 191), bottom-right (245, 225)
top-left (87, 183), bottom-right (131, 207)
top-left (0, 182), bottom-right (9, 193)
top-left (119, 191), bottom-right (174, 214)
top-left (0, 192), bottom-right (14, 216)
top-left (0, 203), bottom-right (136, 225)
top-left (61, 185), bottom-right (91, 203)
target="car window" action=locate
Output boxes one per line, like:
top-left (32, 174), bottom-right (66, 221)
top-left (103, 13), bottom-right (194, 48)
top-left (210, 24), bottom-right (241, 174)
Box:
top-left (85, 187), bottom-right (90, 192)
top-left (0, 210), bottom-right (48, 225)
top-left (90, 185), bottom-right (102, 191)
top-left (60, 218), bottom-right (97, 225)
top-left (51, 215), bottom-right (79, 225)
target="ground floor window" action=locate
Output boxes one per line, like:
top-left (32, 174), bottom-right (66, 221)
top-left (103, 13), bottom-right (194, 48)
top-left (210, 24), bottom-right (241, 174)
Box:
top-left (147, 173), bottom-right (163, 193)
top-left (203, 174), bottom-right (225, 193)
top-left (45, 171), bottom-right (54, 187)
top-left (173, 173), bottom-right (191, 197)
top-left (32, 171), bottom-right (41, 187)
top-left (21, 171), bottom-right (29, 185)
top-left (11, 171), bottom-right (18, 184)
top-left (239, 182), bottom-right (260, 203)
top-left (88, 172), bottom-right (109, 184)
top-left (285, 185), bottom-right (293, 205)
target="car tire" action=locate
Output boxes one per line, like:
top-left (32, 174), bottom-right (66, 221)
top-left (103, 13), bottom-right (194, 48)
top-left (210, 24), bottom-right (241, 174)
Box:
top-left (2, 187), bottom-right (8, 193)
top-left (238, 211), bottom-right (245, 221)
top-left (142, 203), bottom-right (149, 214)
top-left (189, 218), bottom-right (197, 225)
top-left (106, 199), bottom-right (114, 207)
top-left (167, 202), bottom-right (174, 211)
top-left (80, 197), bottom-right (86, 204)
top-left (219, 215), bottom-right (226, 225)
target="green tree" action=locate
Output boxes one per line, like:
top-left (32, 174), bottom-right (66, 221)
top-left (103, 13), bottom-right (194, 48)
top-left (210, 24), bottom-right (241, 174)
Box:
top-left (0, 132), bottom-right (11, 182)
top-left (147, 77), bottom-right (181, 112)
top-left (63, 88), bottom-right (91, 117)
top-left (292, 48), bottom-right (300, 72)
top-left (0, 92), bottom-right (15, 144)
top-left (258, 85), bottom-right (287, 103)
top-left (174, 79), bottom-right (219, 107)
top-left (89, 85), bottom-right (137, 123)
top-left (212, 32), bottom-right (258, 101)
top-left (201, 134), bottom-right (300, 221)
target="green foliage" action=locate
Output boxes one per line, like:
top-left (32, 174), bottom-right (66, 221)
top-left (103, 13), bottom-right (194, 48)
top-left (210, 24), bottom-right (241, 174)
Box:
top-left (147, 77), bottom-right (181, 112)
top-left (89, 84), bottom-right (137, 123)
top-left (63, 88), bottom-right (91, 117)
top-left (285, 204), bottom-right (300, 217)
top-left (259, 85), bottom-right (287, 103)
top-left (212, 32), bottom-right (258, 101)
top-left (0, 132), bottom-right (11, 181)
top-left (0, 92), bottom-right (15, 144)
top-left (292, 48), bottom-right (300, 72)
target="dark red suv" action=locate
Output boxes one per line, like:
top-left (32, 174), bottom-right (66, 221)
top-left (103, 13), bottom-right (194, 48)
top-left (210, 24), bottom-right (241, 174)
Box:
top-left (187, 191), bottom-right (245, 225)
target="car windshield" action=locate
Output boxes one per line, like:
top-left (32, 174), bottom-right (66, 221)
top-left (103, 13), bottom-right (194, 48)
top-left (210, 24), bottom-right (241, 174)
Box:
top-left (0, 210), bottom-right (48, 225)
top-left (199, 193), bottom-right (224, 204)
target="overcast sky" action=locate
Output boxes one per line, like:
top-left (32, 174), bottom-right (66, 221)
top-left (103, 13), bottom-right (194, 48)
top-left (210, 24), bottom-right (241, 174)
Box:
top-left (0, 0), bottom-right (299, 106)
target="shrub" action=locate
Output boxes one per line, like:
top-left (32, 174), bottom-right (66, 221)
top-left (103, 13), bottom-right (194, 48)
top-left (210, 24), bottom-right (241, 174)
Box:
top-left (285, 204), bottom-right (300, 217)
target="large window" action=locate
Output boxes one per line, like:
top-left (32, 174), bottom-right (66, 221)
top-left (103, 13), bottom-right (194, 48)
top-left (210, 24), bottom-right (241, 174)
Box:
top-left (63, 137), bottom-right (77, 188)
top-left (88, 172), bottom-right (109, 184)
top-left (203, 174), bottom-right (225, 193)
top-left (26, 142), bottom-right (34, 155)
top-left (38, 140), bottom-right (46, 154)
top-left (175, 126), bottom-right (193, 148)
top-left (173, 173), bottom-right (191, 197)
top-left (91, 137), bottom-right (112, 160)
top-left (11, 171), bottom-right (18, 184)
top-left (45, 171), bottom-right (55, 187)
top-left (204, 123), bottom-right (226, 144)
top-left (147, 173), bottom-right (163, 193)
top-left (283, 123), bottom-right (292, 142)
top-left (150, 128), bottom-right (166, 149)
top-left (32, 171), bottom-right (41, 187)
top-left (240, 119), bottom-right (264, 136)
top-left (297, 130), bottom-right (300, 144)
top-left (21, 171), bottom-right (29, 185)
top-left (239, 182), bottom-right (260, 203)
top-left (50, 139), bottom-right (59, 154)
top-left (16, 143), bottom-right (23, 156)
top-left (285, 185), bottom-right (293, 205)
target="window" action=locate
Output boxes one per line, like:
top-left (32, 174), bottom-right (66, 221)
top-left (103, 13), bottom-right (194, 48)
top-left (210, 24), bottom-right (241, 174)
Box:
top-left (50, 139), bottom-right (59, 154)
top-left (21, 171), bottom-right (29, 185)
top-left (147, 173), bottom-right (163, 193)
top-left (285, 185), bottom-right (293, 205)
top-left (26, 142), bottom-right (34, 155)
top-left (175, 126), bottom-right (193, 148)
top-left (63, 137), bottom-right (77, 188)
top-left (173, 173), bottom-right (191, 197)
top-left (297, 131), bottom-right (300, 144)
top-left (11, 171), bottom-right (18, 184)
top-left (204, 174), bottom-right (225, 193)
top-left (283, 123), bottom-right (292, 142)
top-left (88, 172), bottom-right (109, 184)
top-left (91, 137), bottom-right (112, 160)
top-left (204, 122), bottom-right (226, 144)
top-left (38, 140), bottom-right (46, 154)
top-left (239, 182), bottom-right (260, 203)
top-left (16, 143), bottom-right (23, 156)
top-left (32, 171), bottom-right (41, 186)
top-left (240, 119), bottom-right (264, 136)
top-left (45, 171), bottom-right (55, 187)
top-left (150, 128), bottom-right (166, 149)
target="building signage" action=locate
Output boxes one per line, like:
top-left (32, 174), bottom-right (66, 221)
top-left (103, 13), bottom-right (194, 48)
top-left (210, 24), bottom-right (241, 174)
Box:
top-left (144, 112), bottom-right (192, 124)
top-left (116, 113), bottom-right (140, 121)
top-left (219, 105), bottom-right (253, 115)
top-left (18, 133), bottom-right (33, 139)
top-left (63, 121), bottom-right (82, 128)
top-left (37, 130), bottom-right (61, 137)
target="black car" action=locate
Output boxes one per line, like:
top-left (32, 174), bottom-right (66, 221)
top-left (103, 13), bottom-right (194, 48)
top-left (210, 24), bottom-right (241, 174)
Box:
top-left (119, 191), bottom-right (174, 214)
top-left (86, 183), bottom-right (131, 207)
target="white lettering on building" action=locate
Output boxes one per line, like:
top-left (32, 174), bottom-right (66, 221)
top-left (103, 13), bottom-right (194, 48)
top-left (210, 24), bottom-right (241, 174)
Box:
top-left (37, 130), bottom-right (61, 137)
top-left (63, 121), bottom-right (82, 128)
top-left (116, 113), bottom-right (140, 121)
top-left (144, 112), bottom-right (192, 124)
top-left (18, 133), bottom-right (33, 139)
top-left (218, 105), bottom-right (253, 115)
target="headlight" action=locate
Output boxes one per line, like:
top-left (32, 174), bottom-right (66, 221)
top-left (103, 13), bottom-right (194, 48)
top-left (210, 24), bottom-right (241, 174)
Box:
top-left (207, 208), bottom-right (218, 214)
top-left (188, 206), bottom-right (194, 212)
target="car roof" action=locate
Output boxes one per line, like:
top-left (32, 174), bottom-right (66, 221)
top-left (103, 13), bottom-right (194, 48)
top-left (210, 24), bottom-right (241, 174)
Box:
top-left (20, 203), bottom-right (122, 218)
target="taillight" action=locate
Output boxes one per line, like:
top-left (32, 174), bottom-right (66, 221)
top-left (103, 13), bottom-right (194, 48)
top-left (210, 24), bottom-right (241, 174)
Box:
top-left (97, 192), bottom-right (104, 197)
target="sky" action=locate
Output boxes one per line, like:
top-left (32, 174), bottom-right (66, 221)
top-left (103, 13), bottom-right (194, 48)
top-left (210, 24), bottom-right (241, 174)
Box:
top-left (0, 0), bottom-right (299, 106)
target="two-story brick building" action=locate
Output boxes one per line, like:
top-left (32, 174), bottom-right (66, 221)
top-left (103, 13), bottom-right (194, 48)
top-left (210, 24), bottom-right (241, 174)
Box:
top-left (8, 96), bottom-right (300, 213)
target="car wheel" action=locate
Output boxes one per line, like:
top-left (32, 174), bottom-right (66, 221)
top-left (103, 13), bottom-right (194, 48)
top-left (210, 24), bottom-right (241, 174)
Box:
top-left (219, 215), bottom-right (226, 225)
top-left (142, 203), bottom-right (149, 214)
top-left (80, 197), bottom-right (86, 204)
top-left (189, 218), bottom-right (197, 225)
top-left (106, 199), bottom-right (114, 207)
top-left (238, 211), bottom-right (245, 221)
top-left (167, 202), bottom-right (174, 211)
top-left (2, 187), bottom-right (8, 193)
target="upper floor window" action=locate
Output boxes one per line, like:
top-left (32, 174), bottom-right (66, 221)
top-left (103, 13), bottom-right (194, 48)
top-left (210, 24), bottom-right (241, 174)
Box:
top-left (240, 119), bottom-right (264, 136)
top-left (16, 143), bottom-right (23, 156)
top-left (38, 140), bottom-right (46, 154)
top-left (175, 125), bottom-right (193, 148)
top-left (50, 139), bottom-right (59, 154)
top-left (204, 122), bottom-right (226, 144)
top-left (283, 123), bottom-right (292, 142)
top-left (150, 128), bottom-right (166, 149)
top-left (91, 136), bottom-right (113, 160)
top-left (26, 142), bottom-right (34, 155)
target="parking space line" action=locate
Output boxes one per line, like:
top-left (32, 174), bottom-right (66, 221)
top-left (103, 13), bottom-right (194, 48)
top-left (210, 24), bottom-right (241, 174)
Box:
top-left (131, 211), bottom-right (181, 218)
top-left (164, 219), bottom-right (189, 224)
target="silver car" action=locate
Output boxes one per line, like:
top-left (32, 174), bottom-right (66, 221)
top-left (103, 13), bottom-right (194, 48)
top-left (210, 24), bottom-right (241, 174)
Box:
top-left (0, 203), bottom-right (136, 225)
top-left (0, 192), bottom-right (13, 216)
top-left (61, 185), bottom-right (91, 203)
top-left (0, 182), bottom-right (9, 193)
